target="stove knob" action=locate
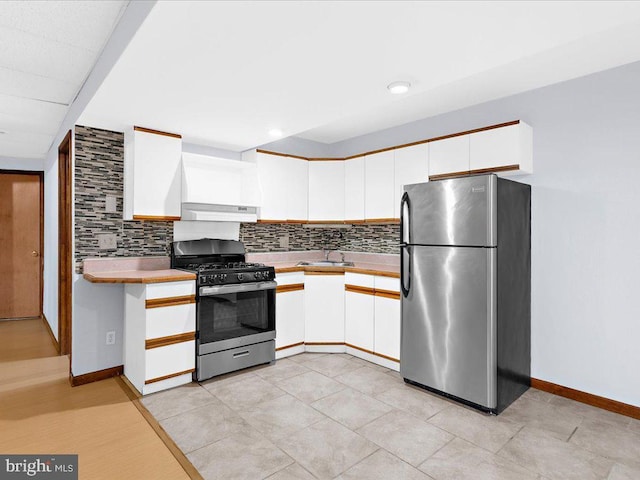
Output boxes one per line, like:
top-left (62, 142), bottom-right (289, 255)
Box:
top-left (254, 271), bottom-right (262, 280)
top-left (221, 273), bottom-right (227, 281)
top-left (237, 273), bottom-right (244, 281)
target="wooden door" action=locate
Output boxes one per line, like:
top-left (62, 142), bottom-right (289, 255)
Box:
top-left (0, 172), bottom-right (43, 319)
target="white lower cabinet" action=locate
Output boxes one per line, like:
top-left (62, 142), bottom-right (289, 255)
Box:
top-left (275, 272), bottom-right (305, 359)
top-left (124, 280), bottom-right (196, 395)
top-left (374, 295), bottom-right (401, 362)
top-left (344, 273), bottom-right (374, 352)
top-left (304, 274), bottom-right (345, 344)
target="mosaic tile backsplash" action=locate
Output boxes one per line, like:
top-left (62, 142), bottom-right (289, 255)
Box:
top-left (74, 125), bottom-right (399, 272)
top-left (240, 223), bottom-right (399, 254)
top-left (74, 125), bottom-right (173, 273)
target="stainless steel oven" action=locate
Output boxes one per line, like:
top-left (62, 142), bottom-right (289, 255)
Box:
top-left (171, 238), bottom-right (277, 382)
top-left (196, 281), bottom-right (276, 380)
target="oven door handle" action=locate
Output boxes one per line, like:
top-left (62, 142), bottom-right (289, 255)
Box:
top-left (199, 281), bottom-right (277, 296)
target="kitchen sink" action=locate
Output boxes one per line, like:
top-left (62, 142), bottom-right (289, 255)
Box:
top-left (297, 261), bottom-right (355, 267)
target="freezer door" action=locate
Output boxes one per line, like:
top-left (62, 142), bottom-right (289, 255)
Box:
top-left (400, 245), bottom-right (497, 409)
top-left (403, 175), bottom-right (497, 247)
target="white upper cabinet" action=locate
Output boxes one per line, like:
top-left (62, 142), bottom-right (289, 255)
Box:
top-left (254, 152), bottom-right (307, 221)
top-left (124, 126), bottom-right (182, 220)
top-left (287, 158), bottom-right (308, 221)
top-left (365, 150), bottom-right (395, 220)
top-left (469, 121), bottom-right (533, 174)
top-left (428, 134), bottom-right (470, 178)
top-left (393, 144), bottom-right (429, 218)
top-left (344, 157), bottom-right (365, 221)
top-left (255, 152), bottom-right (289, 220)
top-left (308, 161), bottom-right (344, 221)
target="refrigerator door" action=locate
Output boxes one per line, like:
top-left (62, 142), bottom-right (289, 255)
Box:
top-left (403, 175), bottom-right (497, 247)
top-left (400, 245), bottom-right (497, 409)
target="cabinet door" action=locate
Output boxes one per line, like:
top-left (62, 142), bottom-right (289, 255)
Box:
top-left (345, 290), bottom-right (374, 352)
top-left (308, 161), bottom-right (345, 221)
top-left (304, 274), bottom-right (345, 342)
top-left (344, 157), bottom-right (365, 221)
top-left (469, 122), bottom-right (533, 174)
top-left (428, 135), bottom-right (470, 177)
top-left (394, 144), bottom-right (428, 218)
top-left (286, 158), bottom-right (308, 221)
top-left (125, 128), bottom-right (182, 219)
top-left (374, 295), bottom-right (401, 361)
top-left (256, 153), bottom-right (288, 220)
top-left (365, 151), bottom-right (395, 220)
top-left (276, 289), bottom-right (305, 349)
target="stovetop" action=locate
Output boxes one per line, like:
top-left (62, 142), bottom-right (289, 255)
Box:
top-left (179, 261), bottom-right (275, 286)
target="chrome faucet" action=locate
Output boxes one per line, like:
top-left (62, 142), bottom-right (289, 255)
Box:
top-left (325, 250), bottom-right (345, 262)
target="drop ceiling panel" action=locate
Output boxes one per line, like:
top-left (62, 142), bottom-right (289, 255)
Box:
top-left (0, 67), bottom-right (76, 105)
top-left (0, 93), bottom-right (68, 132)
top-left (0, 0), bottom-right (126, 51)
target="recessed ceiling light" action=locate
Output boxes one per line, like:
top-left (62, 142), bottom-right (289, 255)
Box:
top-left (387, 81), bottom-right (411, 95)
top-left (268, 128), bottom-right (283, 137)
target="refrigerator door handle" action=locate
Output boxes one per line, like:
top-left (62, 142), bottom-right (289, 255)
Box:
top-left (400, 191), bottom-right (411, 297)
top-left (400, 191), bottom-right (410, 245)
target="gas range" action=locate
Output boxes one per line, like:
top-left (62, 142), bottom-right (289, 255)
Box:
top-left (170, 238), bottom-right (276, 382)
top-left (183, 262), bottom-right (275, 286)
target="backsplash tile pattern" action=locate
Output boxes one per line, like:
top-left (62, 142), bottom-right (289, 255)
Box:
top-left (239, 223), bottom-right (399, 254)
top-left (74, 125), bottom-right (173, 273)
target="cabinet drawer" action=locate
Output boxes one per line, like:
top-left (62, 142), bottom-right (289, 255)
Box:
top-left (345, 272), bottom-right (374, 288)
top-left (276, 272), bottom-right (305, 286)
top-left (197, 341), bottom-right (275, 380)
top-left (146, 281), bottom-right (195, 300)
top-left (374, 276), bottom-right (399, 293)
top-left (145, 303), bottom-right (195, 339)
top-left (145, 340), bottom-right (195, 383)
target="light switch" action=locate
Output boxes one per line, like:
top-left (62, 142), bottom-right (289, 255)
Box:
top-left (105, 195), bottom-right (117, 213)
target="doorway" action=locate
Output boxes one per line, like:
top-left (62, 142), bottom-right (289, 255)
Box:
top-left (0, 170), bottom-right (44, 319)
top-left (58, 130), bottom-right (72, 356)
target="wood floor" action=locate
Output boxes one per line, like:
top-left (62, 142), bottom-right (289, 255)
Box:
top-left (0, 318), bottom-right (190, 479)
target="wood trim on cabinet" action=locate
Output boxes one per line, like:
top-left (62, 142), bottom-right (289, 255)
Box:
top-left (373, 351), bottom-right (400, 363)
top-left (276, 283), bottom-right (305, 294)
top-left (70, 365), bottom-right (123, 387)
top-left (145, 332), bottom-right (195, 350)
top-left (41, 314), bottom-right (60, 354)
top-left (304, 270), bottom-right (345, 275)
top-left (344, 219), bottom-right (367, 224)
top-left (304, 342), bottom-right (346, 346)
top-left (429, 170), bottom-right (472, 181)
top-left (133, 125), bottom-right (182, 139)
top-left (306, 220), bottom-right (346, 224)
top-left (275, 341), bottom-right (305, 352)
top-left (132, 215), bottom-right (181, 221)
top-left (256, 149), bottom-right (309, 161)
top-left (364, 218), bottom-right (400, 224)
top-left (145, 369), bottom-right (195, 385)
top-left (345, 343), bottom-right (375, 356)
top-left (346, 268), bottom-right (400, 278)
top-left (345, 284), bottom-right (376, 296)
top-left (531, 378), bottom-right (640, 420)
top-left (258, 120), bottom-right (521, 162)
top-left (306, 157), bottom-right (345, 162)
top-left (375, 289), bottom-right (401, 300)
top-left (145, 295), bottom-right (196, 309)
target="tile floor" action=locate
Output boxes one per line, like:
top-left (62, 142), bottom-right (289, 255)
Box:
top-left (141, 353), bottom-right (640, 480)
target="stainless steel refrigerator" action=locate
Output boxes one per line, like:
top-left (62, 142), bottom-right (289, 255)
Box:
top-left (400, 174), bottom-right (530, 414)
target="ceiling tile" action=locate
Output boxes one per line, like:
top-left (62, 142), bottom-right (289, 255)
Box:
top-left (0, 66), bottom-right (77, 105)
top-left (0, 1), bottom-right (127, 51)
top-left (0, 93), bottom-right (68, 135)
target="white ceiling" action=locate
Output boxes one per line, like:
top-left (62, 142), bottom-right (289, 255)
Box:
top-left (10, 1), bottom-right (640, 159)
top-left (0, 0), bottom-right (127, 159)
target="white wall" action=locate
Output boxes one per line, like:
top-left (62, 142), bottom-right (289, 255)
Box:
top-left (0, 156), bottom-right (44, 171)
top-left (328, 61), bottom-right (640, 407)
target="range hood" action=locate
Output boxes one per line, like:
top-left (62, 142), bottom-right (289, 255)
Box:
top-left (181, 153), bottom-right (262, 222)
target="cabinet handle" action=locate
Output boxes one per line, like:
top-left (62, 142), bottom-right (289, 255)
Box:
top-left (233, 350), bottom-right (250, 358)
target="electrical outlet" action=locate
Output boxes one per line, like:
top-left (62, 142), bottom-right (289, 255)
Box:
top-left (279, 235), bottom-right (289, 249)
top-left (97, 233), bottom-right (117, 250)
top-left (106, 331), bottom-right (116, 345)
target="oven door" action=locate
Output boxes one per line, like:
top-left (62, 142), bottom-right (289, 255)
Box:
top-left (197, 281), bottom-right (276, 354)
